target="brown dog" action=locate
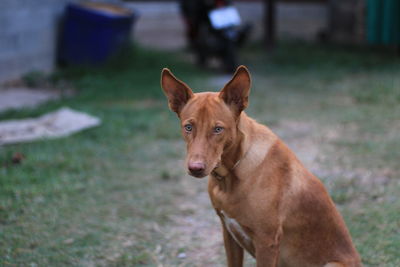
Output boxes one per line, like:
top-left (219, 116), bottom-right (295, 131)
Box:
top-left (161, 66), bottom-right (361, 267)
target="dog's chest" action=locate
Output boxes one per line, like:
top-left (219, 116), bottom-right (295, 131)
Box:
top-left (220, 210), bottom-right (255, 254)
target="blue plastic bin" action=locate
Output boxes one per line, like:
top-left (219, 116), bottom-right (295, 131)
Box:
top-left (60, 2), bottom-right (137, 65)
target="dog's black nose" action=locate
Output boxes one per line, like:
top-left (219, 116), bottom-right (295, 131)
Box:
top-left (188, 161), bottom-right (205, 176)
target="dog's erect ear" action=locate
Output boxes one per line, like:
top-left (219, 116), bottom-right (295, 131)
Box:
top-left (219, 65), bottom-right (251, 115)
top-left (161, 68), bottom-right (194, 114)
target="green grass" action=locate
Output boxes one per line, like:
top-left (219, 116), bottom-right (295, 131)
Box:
top-left (1, 43), bottom-right (399, 266)
top-left (0, 47), bottom-right (201, 266)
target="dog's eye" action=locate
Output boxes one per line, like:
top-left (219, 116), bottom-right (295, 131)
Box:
top-left (184, 124), bottom-right (193, 132)
top-left (214, 126), bottom-right (224, 134)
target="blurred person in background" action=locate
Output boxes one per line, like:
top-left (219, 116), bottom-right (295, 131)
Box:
top-left (179, 0), bottom-right (251, 72)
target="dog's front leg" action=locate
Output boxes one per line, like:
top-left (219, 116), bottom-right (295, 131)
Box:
top-left (255, 244), bottom-right (279, 267)
top-left (254, 229), bottom-right (281, 267)
top-left (221, 221), bottom-right (244, 267)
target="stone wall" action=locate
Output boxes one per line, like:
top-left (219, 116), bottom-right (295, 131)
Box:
top-left (328, 0), bottom-right (365, 44)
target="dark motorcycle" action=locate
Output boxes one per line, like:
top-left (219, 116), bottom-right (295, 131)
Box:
top-left (180, 0), bottom-right (251, 72)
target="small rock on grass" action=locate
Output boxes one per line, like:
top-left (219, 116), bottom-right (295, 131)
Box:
top-left (177, 252), bottom-right (186, 259)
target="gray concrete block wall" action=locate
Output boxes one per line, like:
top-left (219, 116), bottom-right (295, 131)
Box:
top-left (328, 0), bottom-right (365, 44)
top-left (0, 0), bottom-right (121, 83)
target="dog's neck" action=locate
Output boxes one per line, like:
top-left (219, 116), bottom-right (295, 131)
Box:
top-left (212, 113), bottom-right (253, 180)
top-left (212, 112), bottom-right (277, 181)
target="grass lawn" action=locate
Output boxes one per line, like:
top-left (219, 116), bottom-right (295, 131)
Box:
top-left (1, 43), bottom-right (399, 266)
